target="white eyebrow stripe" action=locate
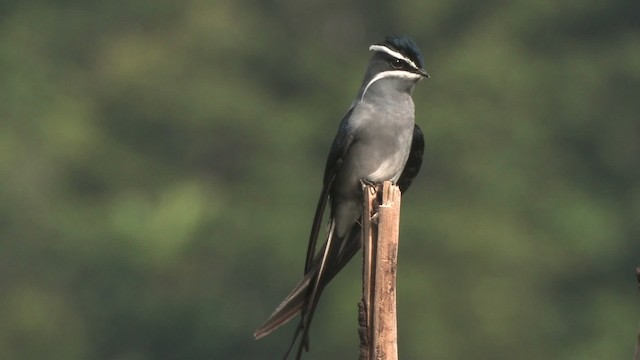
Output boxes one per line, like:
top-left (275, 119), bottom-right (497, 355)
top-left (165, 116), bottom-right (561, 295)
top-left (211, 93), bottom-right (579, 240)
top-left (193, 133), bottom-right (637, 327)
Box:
top-left (360, 70), bottom-right (422, 100)
top-left (369, 44), bottom-right (419, 70)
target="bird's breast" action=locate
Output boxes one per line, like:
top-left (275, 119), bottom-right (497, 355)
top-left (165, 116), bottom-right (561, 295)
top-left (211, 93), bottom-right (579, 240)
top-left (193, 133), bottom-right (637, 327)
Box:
top-left (364, 141), bottom-right (411, 183)
top-left (332, 95), bottom-right (415, 197)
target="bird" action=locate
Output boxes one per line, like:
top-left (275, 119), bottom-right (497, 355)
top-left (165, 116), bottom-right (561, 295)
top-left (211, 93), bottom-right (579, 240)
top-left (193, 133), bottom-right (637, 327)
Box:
top-left (254, 35), bottom-right (428, 359)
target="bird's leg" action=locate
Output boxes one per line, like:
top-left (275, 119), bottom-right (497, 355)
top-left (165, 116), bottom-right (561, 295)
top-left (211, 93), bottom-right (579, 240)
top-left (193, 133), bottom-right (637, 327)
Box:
top-left (360, 179), bottom-right (380, 224)
top-left (370, 212), bottom-right (379, 224)
top-left (360, 178), bottom-right (377, 194)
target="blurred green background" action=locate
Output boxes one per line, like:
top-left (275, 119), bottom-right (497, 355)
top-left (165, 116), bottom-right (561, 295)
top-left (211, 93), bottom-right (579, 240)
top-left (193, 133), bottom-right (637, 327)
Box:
top-left (1, 0), bottom-right (639, 359)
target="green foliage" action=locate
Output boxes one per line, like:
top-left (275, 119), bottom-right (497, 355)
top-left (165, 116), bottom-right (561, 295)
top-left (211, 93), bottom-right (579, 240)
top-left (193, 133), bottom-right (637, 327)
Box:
top-left (1, 0), bottom-right (638, 359)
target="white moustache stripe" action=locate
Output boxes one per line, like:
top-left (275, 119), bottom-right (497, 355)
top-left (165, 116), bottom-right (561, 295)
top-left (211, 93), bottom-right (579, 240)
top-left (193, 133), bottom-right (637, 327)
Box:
top-left (369, 45), bottom-right (419, 70)
top-left (361, 70), bottom-right (422, 100)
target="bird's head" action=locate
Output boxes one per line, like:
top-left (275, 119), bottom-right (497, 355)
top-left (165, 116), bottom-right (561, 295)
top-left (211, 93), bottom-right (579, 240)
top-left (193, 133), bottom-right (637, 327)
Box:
top-left (360, 35), bottom-right (428, 99)
top-left (372, 35), bottom-right (428, 78)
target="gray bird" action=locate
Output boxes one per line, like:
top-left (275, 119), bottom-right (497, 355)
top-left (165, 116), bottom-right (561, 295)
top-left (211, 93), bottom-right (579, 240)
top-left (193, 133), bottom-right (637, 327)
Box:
top-left (254, 35), bottom-right (428, 359)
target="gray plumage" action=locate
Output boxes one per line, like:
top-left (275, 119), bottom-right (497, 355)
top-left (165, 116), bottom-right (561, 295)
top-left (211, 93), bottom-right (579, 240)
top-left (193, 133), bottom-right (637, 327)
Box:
top-left (254, 35), bottom-right (428, 359)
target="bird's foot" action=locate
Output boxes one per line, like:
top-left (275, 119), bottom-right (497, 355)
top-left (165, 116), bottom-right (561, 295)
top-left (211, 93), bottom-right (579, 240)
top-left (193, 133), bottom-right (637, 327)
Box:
top-left (360, 179), bottom-right (378, 195)
top-left (360, 179), bottom-right (380, 222)
top-left (370, 211), bottom-right (379, 224)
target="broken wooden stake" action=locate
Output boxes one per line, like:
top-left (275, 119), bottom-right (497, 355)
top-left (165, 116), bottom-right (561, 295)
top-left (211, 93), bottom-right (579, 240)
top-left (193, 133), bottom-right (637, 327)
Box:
top-left (635, 267), bottom-right (640, 360)
top-left (359, 181), bottom-right (401, 360)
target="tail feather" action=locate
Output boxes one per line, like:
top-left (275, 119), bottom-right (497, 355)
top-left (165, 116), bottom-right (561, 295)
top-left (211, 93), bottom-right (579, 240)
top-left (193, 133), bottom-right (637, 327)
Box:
top-left (254, 221), bottom-right (363, 359)
top-left (294, 221), bottom-right (336, 359)
top-left (253, 273), bottom-right (312, 340)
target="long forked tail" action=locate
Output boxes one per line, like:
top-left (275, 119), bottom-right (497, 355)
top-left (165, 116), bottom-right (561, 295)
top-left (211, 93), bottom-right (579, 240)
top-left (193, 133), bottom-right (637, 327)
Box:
top-left (253, 272), bottom-right (313, 340)
top-left (291, 221), bottom-right (337, 359)
top-left (253, 223), bottom-right (363, 358)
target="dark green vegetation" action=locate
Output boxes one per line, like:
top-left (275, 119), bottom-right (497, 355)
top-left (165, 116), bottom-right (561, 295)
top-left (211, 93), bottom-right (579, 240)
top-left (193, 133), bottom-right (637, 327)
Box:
top-left (1, 1), bottom-right (638, 359)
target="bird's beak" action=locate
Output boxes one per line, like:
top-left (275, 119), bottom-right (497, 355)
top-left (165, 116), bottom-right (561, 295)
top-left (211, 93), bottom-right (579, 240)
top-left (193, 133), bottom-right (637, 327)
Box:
top-left (418, 68), bottom-right (430, 78)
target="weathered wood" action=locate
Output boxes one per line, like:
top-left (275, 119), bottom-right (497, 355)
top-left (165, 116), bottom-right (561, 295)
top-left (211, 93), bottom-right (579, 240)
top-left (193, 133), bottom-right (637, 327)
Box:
top-left (373, 182), bottom-right (401, 360)
top-left (359, 182), bottom-right (377, 360)
top-left (359, 181), bottom-right (401, 360)
top-left (635, 267), bottom-right (640, 360)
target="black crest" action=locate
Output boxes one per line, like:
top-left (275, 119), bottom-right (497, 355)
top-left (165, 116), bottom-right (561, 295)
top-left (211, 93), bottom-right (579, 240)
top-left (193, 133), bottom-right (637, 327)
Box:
top-left (380, 35), bottom-right (424, 69)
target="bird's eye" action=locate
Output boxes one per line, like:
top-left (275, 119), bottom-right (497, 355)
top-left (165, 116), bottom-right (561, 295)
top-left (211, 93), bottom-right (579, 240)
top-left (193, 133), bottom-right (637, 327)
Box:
top-left (390, 59), bottom-right (403, 69)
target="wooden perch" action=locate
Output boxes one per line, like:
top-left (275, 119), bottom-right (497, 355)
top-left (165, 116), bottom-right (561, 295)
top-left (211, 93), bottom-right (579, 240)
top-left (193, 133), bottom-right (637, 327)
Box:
top-left (359, 181), bottom-right (401, 360)
top-left (635, 267), bottom-right (640, 360)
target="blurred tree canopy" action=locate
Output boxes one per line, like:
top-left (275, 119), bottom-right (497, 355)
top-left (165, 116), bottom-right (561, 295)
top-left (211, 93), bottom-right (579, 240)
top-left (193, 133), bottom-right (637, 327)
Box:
top-left (1, 0), bottom-right (639, 359)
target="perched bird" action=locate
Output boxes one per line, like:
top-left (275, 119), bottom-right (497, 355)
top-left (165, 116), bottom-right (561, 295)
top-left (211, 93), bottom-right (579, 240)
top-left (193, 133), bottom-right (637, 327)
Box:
top-left (254, 35), bottom-right (428, 359)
